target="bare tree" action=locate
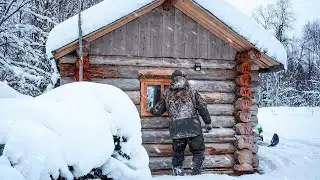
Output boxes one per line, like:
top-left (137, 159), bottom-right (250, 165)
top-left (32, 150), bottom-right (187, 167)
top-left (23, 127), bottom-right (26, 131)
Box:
top-left (252, 0), bottom-right (297, 107)
top-left (252, 0), bottom-right (295, 45)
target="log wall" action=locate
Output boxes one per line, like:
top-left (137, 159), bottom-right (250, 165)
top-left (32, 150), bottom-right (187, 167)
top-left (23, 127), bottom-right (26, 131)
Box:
top-left (57, 6), bottom-right (261, 175)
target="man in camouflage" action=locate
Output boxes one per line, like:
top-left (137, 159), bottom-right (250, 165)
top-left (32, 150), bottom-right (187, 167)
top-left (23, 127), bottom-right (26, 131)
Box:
top-left (151, 70), bottom-right (212, 176)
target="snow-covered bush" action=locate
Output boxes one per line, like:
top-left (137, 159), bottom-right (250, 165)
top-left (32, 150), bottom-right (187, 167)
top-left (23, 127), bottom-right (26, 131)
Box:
top-left (0, 82), bottom-right (31, 99)
top-left (0, 0), bottom-right (59, 97)
top-left (0, 82), bottom-right (151, 180)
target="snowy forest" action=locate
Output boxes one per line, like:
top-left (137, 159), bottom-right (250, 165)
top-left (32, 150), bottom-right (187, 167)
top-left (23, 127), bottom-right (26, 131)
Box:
top-left (0, 0), bottom-right (319, 107)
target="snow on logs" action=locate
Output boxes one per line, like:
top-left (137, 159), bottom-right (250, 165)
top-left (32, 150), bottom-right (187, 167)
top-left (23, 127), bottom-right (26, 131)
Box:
top-left (233, 50), bottom-right (260, 173)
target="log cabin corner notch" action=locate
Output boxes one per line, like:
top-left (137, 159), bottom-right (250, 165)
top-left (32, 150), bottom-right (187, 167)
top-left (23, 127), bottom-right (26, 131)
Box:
top-left (47, 0), bottom-right (287, 175)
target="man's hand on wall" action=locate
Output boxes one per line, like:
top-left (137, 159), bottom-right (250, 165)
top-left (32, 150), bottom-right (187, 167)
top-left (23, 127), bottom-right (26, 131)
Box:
top-left (204, 124), bottom-right (212, 133)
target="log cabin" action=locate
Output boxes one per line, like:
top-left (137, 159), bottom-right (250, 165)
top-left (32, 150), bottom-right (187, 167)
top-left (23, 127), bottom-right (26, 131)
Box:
top-left (46, 0), bottom-right (287, 175)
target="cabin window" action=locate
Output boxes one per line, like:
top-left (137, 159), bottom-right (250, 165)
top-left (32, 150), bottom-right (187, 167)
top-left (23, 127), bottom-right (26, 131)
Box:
top-left (140, 78), bottom-right (171, 117)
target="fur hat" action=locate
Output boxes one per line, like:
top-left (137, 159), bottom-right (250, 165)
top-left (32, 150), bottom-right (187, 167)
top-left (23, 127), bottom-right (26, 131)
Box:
top-left (171, 70), bottom-right (183, 80)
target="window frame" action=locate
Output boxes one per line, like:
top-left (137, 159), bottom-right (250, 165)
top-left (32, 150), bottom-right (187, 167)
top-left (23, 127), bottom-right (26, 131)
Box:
top-left (140, 78), bottom-right (171, 117)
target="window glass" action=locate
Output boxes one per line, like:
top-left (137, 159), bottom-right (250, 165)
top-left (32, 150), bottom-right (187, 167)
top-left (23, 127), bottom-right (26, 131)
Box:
top-left (147, 85), bottom-right (161, 111)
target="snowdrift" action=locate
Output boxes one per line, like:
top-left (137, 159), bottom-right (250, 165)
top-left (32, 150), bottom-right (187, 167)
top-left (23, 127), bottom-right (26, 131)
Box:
top-left (0, 82), bottom-right (151, 180)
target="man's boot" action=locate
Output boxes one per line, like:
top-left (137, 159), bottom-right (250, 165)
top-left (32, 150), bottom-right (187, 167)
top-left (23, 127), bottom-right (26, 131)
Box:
top-left (172, 166), bottom-right (185, 176)
top-left (190, 153), bottom-right (204, 175)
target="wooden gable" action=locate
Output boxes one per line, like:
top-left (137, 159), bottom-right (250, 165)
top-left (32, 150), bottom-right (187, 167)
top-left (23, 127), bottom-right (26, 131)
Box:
top-left (89, 7), bottom-right (237, 60)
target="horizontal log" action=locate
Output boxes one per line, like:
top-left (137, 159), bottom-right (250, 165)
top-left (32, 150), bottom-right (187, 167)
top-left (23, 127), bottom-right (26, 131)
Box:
top-left (208, 116), bottom-right (236, 128)
top-left (235, 74), bottom-right (251, 87)
top-left (59, 55), bottom-right (77, 63)
top-left (236, 87), bottom-right (252, 99)
top-left (141, 116), bottom-right (236, 129)
top-left (139, 92), bottom-right (237, 105)
top-left (143, 143), bottom-right (235, 157)
top-left (235, 114), bottom-right (258, 127)
top-left (149, 155), bottom-right (234, 170)
top-left (90, 79), bottom-right (238, 94)
top-left (236, 62), bottom-right (251, 74)
top-left (142, 129), bottom-right (236, 143)
top-left (59, 63), bottom-right (76, 77)
top-left (152, 168), bottom-right (234, 175)
top-left (89, 65), bottom-right (137, 79)
top-left (235, 136), bottom-right (254, 150)
top-left (235, 98), bottom-right (252, 111)
top-left (59, 63), bottom-right (260, 82)
top-left (90, 78), bottom-right (140, 91)
top-left (86, 65), bottom-right (240, 80)
top-left (125, 91), bottom-right (140, 105)
top-left (234, 163), bottom-right (253, 172)
top-left (200, 92), bottom-right (236, 104)
top-left (235, 149), bottom-right (254, 165)
top-left (139, 68), bottom-right (239, 80)
top-left (235, 111), bottom-right (251, 123)
top-left (207, 104), bottom-right (235, 116)
top-left (88, 56), bottom-right (238, 69)
top-left (235, 123), bottom-right (254, 135)
top-left (137, 104), bottom-right (235, 116)
top-left (189, 80), bottom-right (236, 93)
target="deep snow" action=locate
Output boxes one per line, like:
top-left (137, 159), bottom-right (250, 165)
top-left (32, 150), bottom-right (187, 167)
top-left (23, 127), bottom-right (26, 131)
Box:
top-left (0, 82), bottom-right (151, 180)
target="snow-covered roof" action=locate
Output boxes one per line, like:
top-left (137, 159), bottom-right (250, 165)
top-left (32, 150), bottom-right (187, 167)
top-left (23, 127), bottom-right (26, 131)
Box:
top-left (194, 0), bottom-right (287, 68)
top-left (46, 0), bottom-right (287, 69)
top-left (46, 0), bottom-right (156, 58)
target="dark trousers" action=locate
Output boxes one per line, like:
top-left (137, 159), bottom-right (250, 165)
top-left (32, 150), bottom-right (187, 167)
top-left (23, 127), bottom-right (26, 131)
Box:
top-left (172, 134), bottom-right (205, 175)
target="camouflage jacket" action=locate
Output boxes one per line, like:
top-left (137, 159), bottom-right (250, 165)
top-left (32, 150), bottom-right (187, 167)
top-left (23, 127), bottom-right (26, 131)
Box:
top-left (151, 76), bottom-right (212, 139)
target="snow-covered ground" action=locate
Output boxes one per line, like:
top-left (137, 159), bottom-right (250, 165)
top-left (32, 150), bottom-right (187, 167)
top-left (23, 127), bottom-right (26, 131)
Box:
top-left (1, 82), bottom-right (320, 180)
top-left (155, 107), bottom-right (320, 180)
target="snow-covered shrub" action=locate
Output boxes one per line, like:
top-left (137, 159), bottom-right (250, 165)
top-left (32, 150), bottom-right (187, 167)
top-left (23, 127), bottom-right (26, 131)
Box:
top-left (0, 82), bottom-right (31, 98)
top-left (0, 82), bottom-right (151, 180)
top-left (0, 0), bottom-right (59, 97)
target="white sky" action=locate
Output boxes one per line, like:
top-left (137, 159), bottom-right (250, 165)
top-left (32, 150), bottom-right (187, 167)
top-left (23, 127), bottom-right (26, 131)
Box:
top-left (225, 0), bottom-right (320, 36)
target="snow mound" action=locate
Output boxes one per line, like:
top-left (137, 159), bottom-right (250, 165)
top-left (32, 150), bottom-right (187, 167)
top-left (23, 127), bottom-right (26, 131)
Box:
top-left (0, 82), bottom-right (151, 180)
top-left (0, 82), bottom-right (30, 98)
top-left (194, 0), bottom-right (287, 68)
top-left (0, 156), bottom-right (25, 180)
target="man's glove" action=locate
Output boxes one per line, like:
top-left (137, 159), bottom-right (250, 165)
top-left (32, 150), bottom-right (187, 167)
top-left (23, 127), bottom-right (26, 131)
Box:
top-left (205, 124), bottom-right (212, 132)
